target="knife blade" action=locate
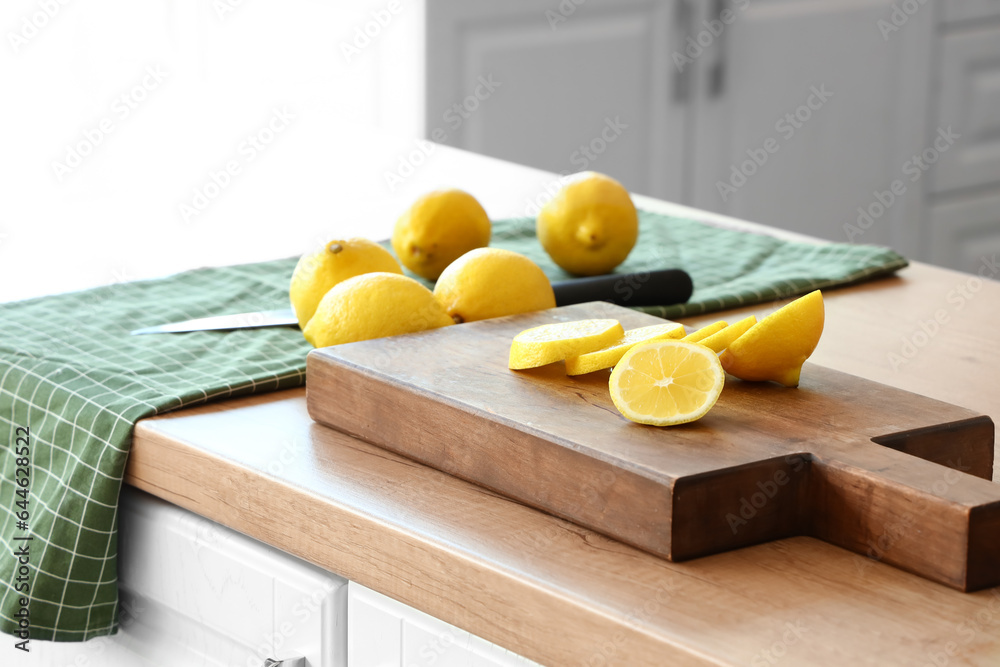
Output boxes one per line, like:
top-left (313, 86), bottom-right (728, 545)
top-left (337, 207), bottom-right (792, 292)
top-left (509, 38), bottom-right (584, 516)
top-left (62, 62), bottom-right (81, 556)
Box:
top-left (129, 268), bottom-right (692, 335)
top-left (129, 308), bottom-right (299, 335)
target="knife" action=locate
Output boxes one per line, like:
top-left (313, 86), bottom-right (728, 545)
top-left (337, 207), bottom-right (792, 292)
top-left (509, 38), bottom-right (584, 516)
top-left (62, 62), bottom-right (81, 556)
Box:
top-left (129, 268), bottom-right (693, 335)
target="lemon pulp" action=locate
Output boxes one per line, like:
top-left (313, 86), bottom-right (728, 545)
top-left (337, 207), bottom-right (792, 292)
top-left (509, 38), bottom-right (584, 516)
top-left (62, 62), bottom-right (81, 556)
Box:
top-left (609, 340), bottom-right (725, 426)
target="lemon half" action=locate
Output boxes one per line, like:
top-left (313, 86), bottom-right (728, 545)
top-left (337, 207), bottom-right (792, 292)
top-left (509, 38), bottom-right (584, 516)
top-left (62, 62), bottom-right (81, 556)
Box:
top-left (719, 291), bottom-right (824, 387)
top-left (609, 340), bottom-right (725, 426)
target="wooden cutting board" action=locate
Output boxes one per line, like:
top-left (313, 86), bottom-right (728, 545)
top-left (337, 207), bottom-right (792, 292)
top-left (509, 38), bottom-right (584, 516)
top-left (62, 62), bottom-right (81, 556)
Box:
top-left (306, 302), bottom-right (999, 591)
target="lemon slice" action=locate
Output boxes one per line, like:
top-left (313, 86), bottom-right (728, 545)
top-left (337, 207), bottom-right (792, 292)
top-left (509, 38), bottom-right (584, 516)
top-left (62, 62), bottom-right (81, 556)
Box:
top-left (609, 340), bottom-right (725, 426)
top-left (509, 319), bottom-right (624, 370)
top-left (697, 315), bottom-right (757, 353)
top-left (682, 320), bottom-right (728, 343)
top-left (565, 323), bottom-right (685, 375)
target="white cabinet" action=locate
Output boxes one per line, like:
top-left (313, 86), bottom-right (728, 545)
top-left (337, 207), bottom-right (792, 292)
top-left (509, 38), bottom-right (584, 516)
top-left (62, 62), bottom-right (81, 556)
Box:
top-left (18, 493), bottom-right (535, 667)
top-left (113, 490), bottom-right (347, 667)
top-left (348, 584), bottom-right (539, 667)
top-left (22, 489), bottom-right (347, 667)
top-left (426, 0), bottom-right (689, 203)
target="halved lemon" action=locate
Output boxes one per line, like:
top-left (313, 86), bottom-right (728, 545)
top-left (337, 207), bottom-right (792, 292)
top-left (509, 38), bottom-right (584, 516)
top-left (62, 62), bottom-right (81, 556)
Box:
top-left (565, 322), bottom-right (685, 375)
top-left (509, 319), bottom-right (624, 370)
top-left (720, 290), bottom-right (824, 387)
top-left (682, 320), bottom-right (728, 343)
top-left (609, 340), bottom-right (725, 426)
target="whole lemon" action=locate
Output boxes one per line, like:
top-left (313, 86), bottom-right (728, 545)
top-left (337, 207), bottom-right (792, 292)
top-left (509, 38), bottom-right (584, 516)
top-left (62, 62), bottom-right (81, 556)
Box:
top-left (719, 290), bottom-right (825, 387)
top-left (303, 272), bottom-right (454, 348)
top-left (433, 248), bottom-right (556, 324)
top-left (392, 189), bottom-right (491, 280)
top-left (537, 172), bottom-right (638, 276)
top-left (289, 238), bottom-right (402, 329)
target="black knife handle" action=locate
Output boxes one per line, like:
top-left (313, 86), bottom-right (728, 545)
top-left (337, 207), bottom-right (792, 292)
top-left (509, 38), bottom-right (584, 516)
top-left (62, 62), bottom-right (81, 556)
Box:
top-left (551, 269), bottom-right (693, 309)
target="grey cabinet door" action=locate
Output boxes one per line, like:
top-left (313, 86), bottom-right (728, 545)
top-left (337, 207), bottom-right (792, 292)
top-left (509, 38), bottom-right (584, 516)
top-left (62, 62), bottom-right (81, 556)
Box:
top-left (426, 0), bottom-right (688, 204)
top-left (929, 190), bottom-right (1000, 276)
top-left (930, 26), bottom-right (1000, 195)
top-left (687, 0), bottom-right (934, 256)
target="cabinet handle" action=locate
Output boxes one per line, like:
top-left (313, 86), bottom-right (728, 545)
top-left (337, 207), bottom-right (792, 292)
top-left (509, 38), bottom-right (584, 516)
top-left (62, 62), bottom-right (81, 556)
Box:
top-left (264, 658), bottom-right (305, 667)
top-left (709, 0), bottom-right (728, 98)
top-left (673, 0), bottom-right (694, 102)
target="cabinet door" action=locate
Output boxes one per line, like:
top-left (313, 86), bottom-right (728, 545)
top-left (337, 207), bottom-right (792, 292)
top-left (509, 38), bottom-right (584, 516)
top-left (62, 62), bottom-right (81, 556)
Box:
top-left (928, 189), bottom-right (1000, 275)
top-left (119, 489), bottom-right (347, 667)
top-left (942, 0), bottom-right (1000, 25)
top-left (348, 583), bottom-right (540, 667)
top-left (930, 26), bottom-right (1000, 194)
top-left (688, 0), bottom-right (933, 256)
top-left (426, 0), bottom-right (687, 203)
top-left (20, 490), bottom-right (348, 667)
top-left (115, 489), bottom-right (347, 667)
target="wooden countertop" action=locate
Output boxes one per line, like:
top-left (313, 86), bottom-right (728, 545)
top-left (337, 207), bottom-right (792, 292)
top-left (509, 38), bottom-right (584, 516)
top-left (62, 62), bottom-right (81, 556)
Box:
top-left (127, 259), bottom-right (1000, 666)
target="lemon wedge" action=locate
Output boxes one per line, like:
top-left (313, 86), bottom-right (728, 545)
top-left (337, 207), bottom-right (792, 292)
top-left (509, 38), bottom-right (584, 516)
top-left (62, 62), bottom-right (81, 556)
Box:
top-left (682, 320), bottom-right (728, 343)
top-left (509, 319), bottom-right (624, 370)
top-left (609, 340), bottom-right (725, 426)
top-left (697, 315), bottom-right (758, 353)
top-left (719, 290), bottom-right (824, 387)
top-left (565, 322), bottom-right (685, 375)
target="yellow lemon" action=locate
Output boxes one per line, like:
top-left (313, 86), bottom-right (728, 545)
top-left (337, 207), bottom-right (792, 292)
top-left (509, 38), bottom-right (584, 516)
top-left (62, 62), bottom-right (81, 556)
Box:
top-left (536, 171), bottom-right (638, 276)
top-left (697, 315), bottom-right (757, 354)
top-left (609, 340), bottom-right (725, 426)
top-left (303, 272), bottom-right (453, 348)
top-left (719, 291), bottom-right (825, 387)
top-left (289, 238), bottom-right (402, 329)
top-left (565, 322), bottom-right (685, 375)
top-left (433, 248), bottom-right (556, 324)
top-left (392, 189), bottom-right (491, 280)
top-left (682, 320), bottom-right (728, 343)
top-left (509, 319), bottom-right (624, 370)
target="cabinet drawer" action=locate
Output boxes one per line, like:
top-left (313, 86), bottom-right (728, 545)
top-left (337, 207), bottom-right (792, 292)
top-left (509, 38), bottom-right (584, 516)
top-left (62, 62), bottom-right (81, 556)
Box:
top-left (117, 489), bottom-right (347, 667)
top-left (930, 26), bottom-right (1000, 193)
top-left (942, 1), bottom-right (1000, 26)
top-left (928, 188), bottom-right (1000, 275)
top-left (347, 583), bottom-right (540, 667)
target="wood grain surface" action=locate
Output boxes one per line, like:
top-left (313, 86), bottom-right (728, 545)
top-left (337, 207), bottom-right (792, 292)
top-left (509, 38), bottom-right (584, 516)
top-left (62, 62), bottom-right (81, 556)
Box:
top-left (127, 258), bottom-right (1000, 665)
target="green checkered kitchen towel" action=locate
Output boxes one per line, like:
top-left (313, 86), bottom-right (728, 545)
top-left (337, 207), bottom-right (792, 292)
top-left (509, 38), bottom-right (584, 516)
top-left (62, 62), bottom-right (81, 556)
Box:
top-left (0, 210), bottom-right (906, 641)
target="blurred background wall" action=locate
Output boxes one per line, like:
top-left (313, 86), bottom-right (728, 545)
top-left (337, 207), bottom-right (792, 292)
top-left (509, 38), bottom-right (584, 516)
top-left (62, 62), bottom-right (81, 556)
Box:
top-left (4, 0), bottom-right (999, 282)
